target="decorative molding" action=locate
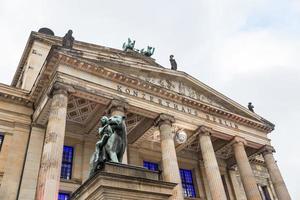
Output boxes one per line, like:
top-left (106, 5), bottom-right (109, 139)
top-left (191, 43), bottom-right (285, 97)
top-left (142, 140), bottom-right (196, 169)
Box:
top-left (51, 82), bottom-right (75, 96)
top-left (232, 136), bottom-right (247, 146)
top-left (260, 145), bottom-right (275, 156)
top-left (107, 99), bottom-right (129, 115)
top-left (154, 114), bottom-right (175, 127)
top-left (197, 125), bottom-right (213, 136)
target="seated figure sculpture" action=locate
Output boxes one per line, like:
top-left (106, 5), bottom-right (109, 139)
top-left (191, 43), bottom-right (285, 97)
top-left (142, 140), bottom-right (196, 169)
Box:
top-left (89, 115), bottom-right (127, 177)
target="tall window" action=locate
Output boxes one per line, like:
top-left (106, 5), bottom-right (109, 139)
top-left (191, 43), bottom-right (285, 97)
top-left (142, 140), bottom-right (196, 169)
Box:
top-left (180, 169), bottom-right (196, 198)
top-left (0, 134), bottom-right (4, 151)
top-left (221, 175), bottom-right (230, 199)
top-left (58, 192), bottom-right (70, 200)
top-left (61, 146), bottom-right (73, 180)
top-left (143, 161), bottom-right (159, 171)
top-left (258, 185), bottom-right (272, 200)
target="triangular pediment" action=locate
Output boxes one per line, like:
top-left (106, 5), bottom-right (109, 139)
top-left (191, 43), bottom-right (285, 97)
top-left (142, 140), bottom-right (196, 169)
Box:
top-left (100, 62), bottom-right (271, 126)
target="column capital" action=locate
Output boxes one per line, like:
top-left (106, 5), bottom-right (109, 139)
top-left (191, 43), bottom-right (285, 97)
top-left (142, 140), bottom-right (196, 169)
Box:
top-left (51, 82), bottom-right (75, 96)
top-left (232, 136), bottom-right (247, 147)
top-left (197, 125), bottom-right (212, 136)
top-left (154, 114), bottom-right (175, 127)
top-left (260, 145), bottom-right (275, 156)
top-left (108, 99), bottom-right (128, 115)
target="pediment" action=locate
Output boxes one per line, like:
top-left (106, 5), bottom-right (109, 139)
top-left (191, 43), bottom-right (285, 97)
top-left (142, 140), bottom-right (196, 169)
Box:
top-left (102, 63), bottom-right (270, 126)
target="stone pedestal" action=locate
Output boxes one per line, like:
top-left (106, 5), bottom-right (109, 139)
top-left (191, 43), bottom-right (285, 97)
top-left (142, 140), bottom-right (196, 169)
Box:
top-left (70, 162), bottom-right (176, 200)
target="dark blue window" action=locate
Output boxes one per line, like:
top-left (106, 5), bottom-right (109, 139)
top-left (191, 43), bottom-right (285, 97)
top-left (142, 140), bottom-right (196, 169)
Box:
top-left (58, 192), bottom-right (70, 200)
top-left (61, 146), bottom-right (73, 180)
top-left (143, 161), bottom-right (159, 171)
top-left (180, 169), bottom-right (196, 198)
top-left (0, 134), bottom-right (4, 151)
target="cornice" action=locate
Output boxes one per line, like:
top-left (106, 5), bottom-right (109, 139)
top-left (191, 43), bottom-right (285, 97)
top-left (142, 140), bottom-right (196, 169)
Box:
top-left (0, 83), bottom-right (33, 107)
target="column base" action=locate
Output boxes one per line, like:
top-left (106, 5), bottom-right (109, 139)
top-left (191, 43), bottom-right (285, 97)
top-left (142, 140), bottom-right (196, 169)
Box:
top-left (70, 162), bottom-right (177, 200)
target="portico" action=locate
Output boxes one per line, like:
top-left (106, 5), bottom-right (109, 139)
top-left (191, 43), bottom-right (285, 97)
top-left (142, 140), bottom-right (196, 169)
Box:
top-left (0, 30), bottom-right (291, 200)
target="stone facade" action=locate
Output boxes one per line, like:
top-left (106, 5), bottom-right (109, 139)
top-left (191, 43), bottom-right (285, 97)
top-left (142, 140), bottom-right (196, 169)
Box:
top-left (0, 30), bottom-right (291, 200)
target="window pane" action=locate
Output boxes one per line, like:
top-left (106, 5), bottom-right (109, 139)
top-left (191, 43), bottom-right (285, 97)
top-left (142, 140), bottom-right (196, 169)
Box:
top-left (61, 146), bottom-right (73, 180)
top-left (143, 161), bottom-right (159, 171)
top-left (0, 134), bottom-right (4, 151)
top-left (58, 192), bottom-right (70, 200)
top-left (180, 169), bottom-right (196, 198)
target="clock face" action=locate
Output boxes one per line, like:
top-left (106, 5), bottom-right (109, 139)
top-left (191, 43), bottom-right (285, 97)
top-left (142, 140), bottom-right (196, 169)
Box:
top-left (175, 131), bottom-right (187, 144)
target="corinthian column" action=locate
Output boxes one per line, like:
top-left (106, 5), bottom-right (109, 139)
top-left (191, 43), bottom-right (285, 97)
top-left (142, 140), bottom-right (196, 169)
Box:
top-left (198, 126), bottom-right (227, 200)
top-left (108, 99), bottom-right (128, 164)
top-left (35, 83), bottom-right (74, 200)
top-left (155, 114), bottom-right (184, 200)
top-left (232, 137), bottom-right (262, 200)
top-left (261, 145), bottom-right (291, 200)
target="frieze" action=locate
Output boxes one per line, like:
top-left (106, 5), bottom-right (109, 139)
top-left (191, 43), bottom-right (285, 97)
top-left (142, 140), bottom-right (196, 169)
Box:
top-left (116, 85), bottom-right (198, 116)
top-left (206, 114), bottom-right (238, 129)
top-left (136, 76), bottom-right (225, 109)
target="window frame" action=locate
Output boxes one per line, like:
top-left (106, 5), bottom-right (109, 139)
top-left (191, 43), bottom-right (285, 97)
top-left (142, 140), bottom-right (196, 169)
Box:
top-left (143, 160), bottom-right (159, 171)
top-left (58, 192), bottom-right (70, 200)
top-left (180, 168), bottom-right (197, 198)
top-left (0, 134), bottom-right (4, 151)
top-left (60, 145), bottom-right (74, 180)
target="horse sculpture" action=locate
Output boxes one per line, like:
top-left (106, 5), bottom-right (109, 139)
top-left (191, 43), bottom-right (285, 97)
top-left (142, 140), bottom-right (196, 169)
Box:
top-left (89, 115), bottom-right (127, 177)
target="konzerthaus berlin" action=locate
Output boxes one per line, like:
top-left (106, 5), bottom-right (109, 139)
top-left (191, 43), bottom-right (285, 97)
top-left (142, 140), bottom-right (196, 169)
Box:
top-left (0, 28), bottom-right (291, 200)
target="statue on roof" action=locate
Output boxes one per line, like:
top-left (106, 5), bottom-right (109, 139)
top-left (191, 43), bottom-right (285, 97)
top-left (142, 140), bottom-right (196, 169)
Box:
top-left (62, 30), bottom-right (74, 49)
top-left (248, 102), bottom-right (254, 112)
top-left (170, 55), bottom-right (177, 70)
top-left (89, 115), bottom-right (127, 177)
top-left (122, 38), bottom-right (135, 51)
top-left (140, 46), bottom-right (155, 57)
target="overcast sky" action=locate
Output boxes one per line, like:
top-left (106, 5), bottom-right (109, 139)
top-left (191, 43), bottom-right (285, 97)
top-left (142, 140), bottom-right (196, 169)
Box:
top-left (0, 0), bottom-right (299, 198)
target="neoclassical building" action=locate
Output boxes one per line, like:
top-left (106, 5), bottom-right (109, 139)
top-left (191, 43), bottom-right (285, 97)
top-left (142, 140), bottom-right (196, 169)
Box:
top-left (0, 29), bottom-right (291, 200)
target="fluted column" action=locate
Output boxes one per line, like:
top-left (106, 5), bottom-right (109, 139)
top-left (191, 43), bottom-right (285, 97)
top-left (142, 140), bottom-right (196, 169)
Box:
top-left (198, 126), bottom-right (227, 200)
top-left (155, 114), bottom-right (184, 200)
top-left (261, 145), bottom-right (291, 200)
top-left (35, 83), bottom-right (74, 200)
top-left (232, 137), bottom-right (262, 200)
top-left (108, 99), bottom-right (128, 164)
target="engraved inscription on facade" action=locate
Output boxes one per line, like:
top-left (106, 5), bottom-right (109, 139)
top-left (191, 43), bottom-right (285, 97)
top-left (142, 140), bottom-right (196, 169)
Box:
top-left (136, 75), bottom-right (225, 109)
top-left (116, 85), bottom-right (198, 116)
top-left (205, 114), bottom-right (238, 129)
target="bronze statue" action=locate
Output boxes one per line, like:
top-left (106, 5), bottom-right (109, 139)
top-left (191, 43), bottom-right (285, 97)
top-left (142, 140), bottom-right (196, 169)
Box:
top-left (122, 38), bottom-right (135, 51)
top-left (140, 46), bottom-right (155, 57)
top-left (170, 55), bottom-right (177, 70)
top-left (89, 115), bottom-right (127, 177)
top-left (248, 102), bottom-right (254, 112)
top-left (62, 30), bottom-right (74, 48)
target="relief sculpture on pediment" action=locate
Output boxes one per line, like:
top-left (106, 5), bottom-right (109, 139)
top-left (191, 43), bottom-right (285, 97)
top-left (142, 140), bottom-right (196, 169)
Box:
top-left (137, 75), bottom-right (226, 109)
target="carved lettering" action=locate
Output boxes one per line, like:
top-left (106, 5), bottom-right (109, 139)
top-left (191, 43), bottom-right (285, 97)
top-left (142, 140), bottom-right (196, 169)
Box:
top-left (117, 85), bottom-right (123, 92)
top-left (115, 85), bottom-right (199, 117)
top-left (133, 90), bottom-right (138, 97)
top-left (205, 114), bottom-right (238, 129)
